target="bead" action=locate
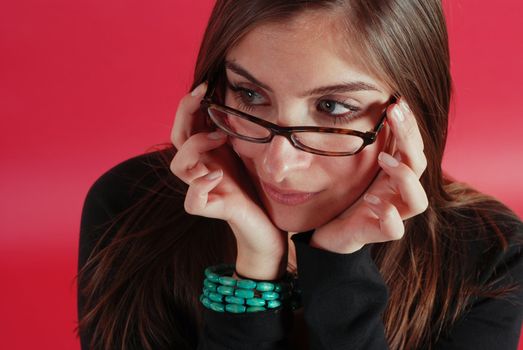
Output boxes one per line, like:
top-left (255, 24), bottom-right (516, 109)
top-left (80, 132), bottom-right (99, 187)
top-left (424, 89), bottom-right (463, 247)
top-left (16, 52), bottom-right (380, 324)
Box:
top-left (217, 285), bottom-right (235, 296)
top-left (202, 263), bottom-right (298, 314)
top-left (205, 264), bottom-right (236, 284)
top-left (210, 302), bottom-right (225, 312)
top-left (255, 282), bottom-right (275, 292)
top-left (225, 295), bottom-right (245, 305)
top-left (225, 303), bottom-right (247, 313)
top-left (266, 300), bottom-right (281, 309)
top-left (261, 291), bottom-right (279, 300)
top-left (236, 279), bottom-right (257, 289)
top-left (205, 271), bottom-right (220, 283)
top-left (203, 279), bottom-right (218, 291)
top-left (234, 288), bottom-right (255, 299)
top-left (246, 297), bottom-right (266, 307)
top-left (218, 276), bottom-right (237, 286)
top-left (208, 292), bottom-right (224, 303)
top-left (200, 296), bottom-right (212, 309)
top-left (246, 306), bottom-right (266, 312)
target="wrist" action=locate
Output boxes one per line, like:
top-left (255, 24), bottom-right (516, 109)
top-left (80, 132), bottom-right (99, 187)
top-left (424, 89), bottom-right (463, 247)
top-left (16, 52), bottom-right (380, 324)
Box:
top-left (235, 251), bottom-right (287, 281)
top-left (310, 228), bottom-right (364, 254)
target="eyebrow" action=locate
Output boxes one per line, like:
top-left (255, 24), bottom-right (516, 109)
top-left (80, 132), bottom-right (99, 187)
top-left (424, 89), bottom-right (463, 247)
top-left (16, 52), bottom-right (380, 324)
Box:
top-left (224, 60), bottom-right (382, 96)
top-left (225, 61), bottom-right (273, 91)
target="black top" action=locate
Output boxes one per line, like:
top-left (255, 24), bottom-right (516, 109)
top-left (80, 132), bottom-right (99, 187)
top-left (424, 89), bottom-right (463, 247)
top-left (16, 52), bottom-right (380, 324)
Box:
top-left (78, 151), bottom-right (523, 349)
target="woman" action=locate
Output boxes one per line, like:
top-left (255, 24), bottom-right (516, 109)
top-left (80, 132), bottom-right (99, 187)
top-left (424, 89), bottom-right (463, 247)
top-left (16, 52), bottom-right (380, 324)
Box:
top-left (77, 0), bottom-right (523, 349)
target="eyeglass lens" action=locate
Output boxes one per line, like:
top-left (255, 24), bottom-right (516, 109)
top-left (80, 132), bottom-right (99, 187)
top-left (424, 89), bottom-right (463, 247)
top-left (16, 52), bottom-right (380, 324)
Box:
top-left (207, 107), bottom-right (366, 154)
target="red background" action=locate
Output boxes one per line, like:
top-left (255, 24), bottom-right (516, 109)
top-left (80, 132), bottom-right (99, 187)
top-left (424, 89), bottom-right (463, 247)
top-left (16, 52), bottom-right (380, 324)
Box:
top-left (1, 0), bottom-right (522, 348)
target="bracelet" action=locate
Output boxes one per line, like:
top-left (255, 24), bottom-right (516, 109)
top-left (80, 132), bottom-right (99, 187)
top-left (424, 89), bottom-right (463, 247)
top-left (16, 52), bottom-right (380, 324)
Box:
top-left (199, 264), bottom-right (301, 313)
top-left (234, 269), bottom-right (281, 283)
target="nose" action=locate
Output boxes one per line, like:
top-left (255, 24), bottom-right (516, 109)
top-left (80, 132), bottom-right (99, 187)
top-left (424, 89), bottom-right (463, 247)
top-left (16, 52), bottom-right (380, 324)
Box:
top-left (262, 135), bottom-right (313, 183)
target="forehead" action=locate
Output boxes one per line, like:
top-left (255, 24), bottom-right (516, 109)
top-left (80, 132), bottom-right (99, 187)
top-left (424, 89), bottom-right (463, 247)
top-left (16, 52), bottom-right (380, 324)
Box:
top-left (225, 10), bottom-right (386, 93)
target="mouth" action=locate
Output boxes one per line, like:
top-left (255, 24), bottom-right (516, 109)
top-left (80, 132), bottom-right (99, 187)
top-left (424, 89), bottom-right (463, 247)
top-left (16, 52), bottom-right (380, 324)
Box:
top-left (260, 181), bottom-right (321, 206)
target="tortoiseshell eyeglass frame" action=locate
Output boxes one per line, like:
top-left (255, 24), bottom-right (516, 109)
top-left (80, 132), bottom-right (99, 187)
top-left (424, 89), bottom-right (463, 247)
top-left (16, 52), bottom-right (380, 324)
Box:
top-left (200, 76), bottom-right (397, 157)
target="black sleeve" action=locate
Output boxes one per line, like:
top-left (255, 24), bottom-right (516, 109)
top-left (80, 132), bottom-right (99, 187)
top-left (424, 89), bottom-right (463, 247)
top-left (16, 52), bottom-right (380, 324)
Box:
top-left (201, 227), bottom-right (523, 350)
top-left (198, 230), bottom-right (389, 350)
top-left (197, 308), bottom-right (293, 349)
top-left (434, 234), bottom-right (523, 349)
top-left (291, 230), bottom-right (389, 350)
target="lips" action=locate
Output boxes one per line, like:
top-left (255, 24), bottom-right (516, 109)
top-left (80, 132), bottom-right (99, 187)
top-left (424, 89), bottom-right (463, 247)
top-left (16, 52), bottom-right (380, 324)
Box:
top-left (260, 181), bottom-right (320, 206)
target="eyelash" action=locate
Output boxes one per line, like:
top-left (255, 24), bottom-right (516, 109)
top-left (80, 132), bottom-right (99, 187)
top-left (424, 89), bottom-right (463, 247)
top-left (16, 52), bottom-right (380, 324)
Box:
top-left (227, 83), bottom-right (362, 125)
top-left (230, 85), bottom-right (258, 113)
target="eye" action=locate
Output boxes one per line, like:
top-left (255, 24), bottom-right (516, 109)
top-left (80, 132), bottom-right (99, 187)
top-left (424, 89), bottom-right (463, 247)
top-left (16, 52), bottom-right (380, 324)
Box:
top-left (228, 83), bottom-right (267, 106)
top-left (240, 89), bottom-right (264, 104)
top-left (317, 100), bottom-right (359, 116)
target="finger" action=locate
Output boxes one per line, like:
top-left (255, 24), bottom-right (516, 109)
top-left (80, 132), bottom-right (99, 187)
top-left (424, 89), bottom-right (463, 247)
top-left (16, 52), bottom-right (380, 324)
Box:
top-left (386, 98), bottom-right (427, 178)
top-left (377, 151), bottom-right (429, 219)
top-left (171, 82), bottom-right (208, 150)
top-left (184, 169), bottom-right (226, 218)
top-left (170, 131), bottom-right (228, 183)
top-left (363, 194), bottom-right (405, 242)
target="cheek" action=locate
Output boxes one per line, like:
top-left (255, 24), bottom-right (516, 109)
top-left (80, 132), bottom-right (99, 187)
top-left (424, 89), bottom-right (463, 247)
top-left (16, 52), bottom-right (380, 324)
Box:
top-left (323, 154), bottom-right (376, 190)
top-left (230, 138), bottom-right (264, 161)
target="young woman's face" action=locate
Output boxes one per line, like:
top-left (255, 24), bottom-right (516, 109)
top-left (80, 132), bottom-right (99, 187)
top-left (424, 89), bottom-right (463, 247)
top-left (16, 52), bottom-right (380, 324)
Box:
top-left (224, 11), bottom-right (394, 232)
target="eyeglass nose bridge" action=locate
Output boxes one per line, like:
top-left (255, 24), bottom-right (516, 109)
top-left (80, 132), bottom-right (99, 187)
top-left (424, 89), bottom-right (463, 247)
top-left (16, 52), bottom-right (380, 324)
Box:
top-left (260, 125), bottom-right (311, 152)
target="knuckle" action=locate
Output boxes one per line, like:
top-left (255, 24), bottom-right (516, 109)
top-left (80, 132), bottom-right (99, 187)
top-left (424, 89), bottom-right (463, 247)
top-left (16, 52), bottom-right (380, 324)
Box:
top-left (391, 226), bottom-right (405, 240)
top-left (419, 152), bottom-right (428, 171)
top-left (418, 196), bottom-right (430, 213)
top-left (184, 198), bottom-right (195, 214)
top-left (381, 204), bottom-right (396, 221)
top-left (184, 195), bottom-right (201, 214)
top-left (401, 169), bottom-right (418, 188)
top-left (170, 156), bottom-right (181, 176)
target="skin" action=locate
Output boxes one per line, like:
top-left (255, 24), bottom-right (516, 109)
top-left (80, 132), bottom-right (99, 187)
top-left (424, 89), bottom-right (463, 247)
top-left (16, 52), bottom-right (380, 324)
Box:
top-left (171, 11), bottom-right (428, 280)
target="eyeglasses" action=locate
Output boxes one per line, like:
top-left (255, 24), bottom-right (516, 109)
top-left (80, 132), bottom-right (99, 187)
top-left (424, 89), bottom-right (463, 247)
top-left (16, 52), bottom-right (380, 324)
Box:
top-left (200, 78), bottom-right (397, 156)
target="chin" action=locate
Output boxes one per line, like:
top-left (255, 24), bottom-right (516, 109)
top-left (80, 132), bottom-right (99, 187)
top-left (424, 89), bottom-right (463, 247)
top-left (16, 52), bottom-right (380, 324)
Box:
top-left (267, 208), bottom-right (329, 233)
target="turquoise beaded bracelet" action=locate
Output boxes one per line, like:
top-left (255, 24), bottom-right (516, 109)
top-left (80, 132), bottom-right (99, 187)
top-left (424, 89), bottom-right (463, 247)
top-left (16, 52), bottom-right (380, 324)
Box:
top-left (199, 264), bottom-right (300, 313)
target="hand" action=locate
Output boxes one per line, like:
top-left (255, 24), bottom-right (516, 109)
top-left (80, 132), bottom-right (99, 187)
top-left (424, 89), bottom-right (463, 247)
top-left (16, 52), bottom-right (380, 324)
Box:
top-left (311, 98), bottom-right (429, 254)
top-left (170, 83), bottom-right (287, 278)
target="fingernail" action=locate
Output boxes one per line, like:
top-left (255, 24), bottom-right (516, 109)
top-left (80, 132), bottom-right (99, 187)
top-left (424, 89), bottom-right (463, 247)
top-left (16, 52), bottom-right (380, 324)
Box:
top-left (393, 152), bottom-right (402, 162)
top-left (394, 105), bottom-right (404, 122)
top-left (364, 193), bottom-right (381, 205)
top-left (207, 131), bottom-right (226, 140)
top-left (191, 82), bottom-right (207, 97)
top-left (379, 152), bottom-right (399, 167)
top-left (205, 169), bottom-right (223, 180)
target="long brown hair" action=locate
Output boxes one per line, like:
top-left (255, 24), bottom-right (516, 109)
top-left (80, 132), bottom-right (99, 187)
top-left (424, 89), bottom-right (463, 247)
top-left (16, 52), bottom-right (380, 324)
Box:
top-left (76, 1), bottom-right (522, 349)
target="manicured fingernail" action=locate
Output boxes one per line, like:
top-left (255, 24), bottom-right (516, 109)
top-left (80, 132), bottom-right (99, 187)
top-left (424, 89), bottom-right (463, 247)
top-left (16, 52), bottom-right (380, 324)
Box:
top-left (393, 152), bottom-right (402, 162)
top-left (205, 169), bottom-right (223, 180)
top-left (393, 105), bottom-right (404, 122)
top-left (379, 152), bottom-right (399, 167)
top-left (364, 193), bottom-right (381, 205)
top-left (191, 82), bottom-right (207, 97)
top-left (207, 131), bottom-right (226, 140)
